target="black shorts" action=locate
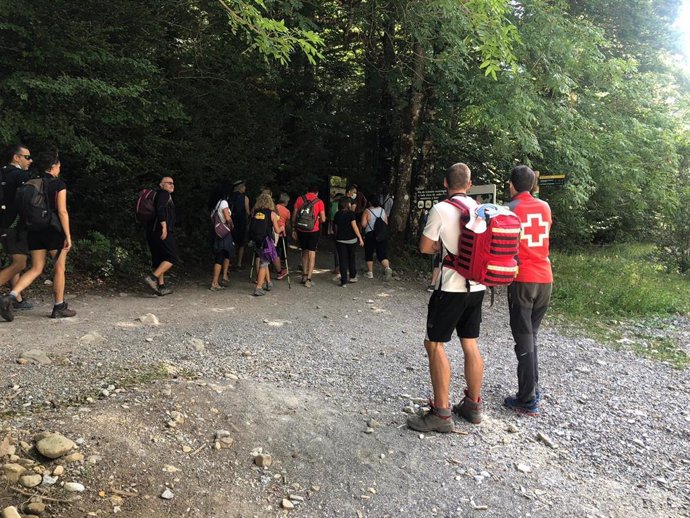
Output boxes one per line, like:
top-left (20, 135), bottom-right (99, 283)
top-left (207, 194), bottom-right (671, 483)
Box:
top-left (1, 227), bottom-right (29, 256)
top-left (426, 290), bottom-right (484, 342)
top-left (364, 232), bottom-right (387, 262)
top-left (27, 228), bottom-right (65, 252)
top-left (297, 231), bottom-right (320, 252)
top-left (147, 232), bottom-right (178, 269)
top-left (231, 218), bottom-right (246, 247)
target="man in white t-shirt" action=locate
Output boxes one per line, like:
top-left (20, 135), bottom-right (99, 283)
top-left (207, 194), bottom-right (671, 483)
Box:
top-left (407, 163), bottom-right (487, 433)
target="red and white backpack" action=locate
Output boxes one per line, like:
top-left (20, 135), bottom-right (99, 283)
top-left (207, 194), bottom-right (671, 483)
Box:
top-left (442, 197), bottom-right (521, 289)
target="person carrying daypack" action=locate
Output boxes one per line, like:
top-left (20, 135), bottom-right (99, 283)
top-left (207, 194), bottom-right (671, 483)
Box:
top-left (0, 144), bottom-right (33, 312)
top-left (208, 182), bottom-right (234, 291)
top-left (143, 176), bottom-right (177, 296)
top-left (291, 186), bottom-right (325, 288)
top-left (406, 162), bottom-right (486, 434)
top-left (250, 193), bottom-right (281, 296)
top-left (229, 180), bottom-right (250, 269)
top-left (360, 196), bottom-right (393, 281)
top-left (1, 150), bottom-right (76, 322)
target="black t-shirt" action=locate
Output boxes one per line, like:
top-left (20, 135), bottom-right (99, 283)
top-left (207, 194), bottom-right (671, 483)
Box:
top-left (43, 174), bottom-right (67, 213)
top-left (230, 192), bottom-right (247, 221)
top-left (1, 165), bottom-right (30, 227)
top-left (154, 189), bottom-right (175, 230)
top-left (334, 210), bottom-right (357, 241)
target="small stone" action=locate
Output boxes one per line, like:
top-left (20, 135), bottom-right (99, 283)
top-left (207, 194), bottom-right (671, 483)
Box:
top-left (182, 446), bottom-right (192, 453)
top-left (79, 332), bottom-right (105, 344)
top-left (506, 423), bottom-right (519, 433)
top-left (254, 454), bottom-right (272, 467)
top-left (219, 437), bottom-right (234, 449)
top-left (189, 338), bottom-right (205, 352)
top-left (19, 350), bottom-right (52, 365)
top-left (145, 338), bottom-right (154, 343)
top-left (63, 452), bottom-right (84, 464)
top-left (88, 455), bottom-right (101, 464)
top-left (162, 465), bottom-right (180, 473)
top-left (101, 389), bottom-right (110, 398)
top-left (281, 499), bottom-right (294, 509)
top-left (289, 495), bottom-right (304, 502)
top-left (170, 411), bottom-right (185, 425)
top-left (516, 463), bottom-right (532, 473)
top-left (20, 474), bottom-right (43, 488)
top-left (632, 438), bottom-right (645, 448)
top-left (137, 313), bottom-right (159, 325)
top-left (2, 506), bottom-right (21, 518)
top-left (3, 464), bottom-right (26, 483)
top-left (160, 488), bottom-right (174, 500)
top-left (537, 432), bottom-right (557, 449)
top-left (35, 433), bottom-right (75, 459)
top-left (241, 350), bottom-right (252, 357)
top-left (52, 465), bottom-right (64, 476)
top-left (402, 405), bottom-right (416, 414)
top-left (418, 434), bottom-right (425, 439)
top-left (64, 482), bottom-right (85, 492)
top-left (364, 427), bottom-right (374, 434)
top-left (27, 503), bottom-right (46, 514)
top-left (41, 474), bottom-right (58, 486)
top-left (367, 419), bottom-right (381, 429)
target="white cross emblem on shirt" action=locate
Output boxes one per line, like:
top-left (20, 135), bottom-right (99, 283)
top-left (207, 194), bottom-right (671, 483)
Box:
top-left (522, 213), bottom-right (549, 247)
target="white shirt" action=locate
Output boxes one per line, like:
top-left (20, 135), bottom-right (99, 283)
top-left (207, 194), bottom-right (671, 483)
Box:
top-left (213, 200), bottom-right (232, 223)
top-left (422, 195), bottom-right (486, 293)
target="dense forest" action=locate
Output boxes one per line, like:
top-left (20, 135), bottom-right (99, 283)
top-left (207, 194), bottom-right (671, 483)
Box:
top-left (1, 0), bottom-right (688, 273)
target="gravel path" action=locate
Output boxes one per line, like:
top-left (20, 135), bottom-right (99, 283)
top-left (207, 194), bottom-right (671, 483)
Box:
top-left (1, 258), bottom-right (688, 517)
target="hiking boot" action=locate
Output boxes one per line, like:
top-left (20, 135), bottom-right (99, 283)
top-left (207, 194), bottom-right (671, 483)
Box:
top-left (144, 274), bottom-right (160, 295)
top-left (300, 276), bottom-right (307, 285)
top-left (264, 281), bottom-right (274, 291)
top-left (452, 391), bottom-right (483, 424)
top-left (0, 295), bottom-right (15, 322)
top-left (157, 285), bottom-right (173, 296)
top-left (220, 278), bottom-right (230, 287)
top-left (503, 396), bottom-right (540, 416)
top-left (365, 271), bottom-right (374, 279)
top-left (276, 269), bottom-right (288, 280)
top-left (304, 279), bottom-right (313, 288)
top-left (51, 302), bottom-right (76, 319)
top-left (384, 267), bottom-right (393, 281)
top-left (406, 406), bottom-right (454, 433)
top-left (253, 288), bottom-right (266, 296)
top-left (12, 299), bottom-right (33, 311)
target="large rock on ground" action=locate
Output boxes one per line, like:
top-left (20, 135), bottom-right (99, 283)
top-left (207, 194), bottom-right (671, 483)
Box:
top-left (35, 433), bottom-right (75, 459)
top-left (19, 350), bottom-right (51, 365)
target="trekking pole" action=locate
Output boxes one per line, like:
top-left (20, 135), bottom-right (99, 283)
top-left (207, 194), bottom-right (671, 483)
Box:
top-left (249, 245), bottom-right (257, 282)
top-left (282, 237), bottom-right (291, 289)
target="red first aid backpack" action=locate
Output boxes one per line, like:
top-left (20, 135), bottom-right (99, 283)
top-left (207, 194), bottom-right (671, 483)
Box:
top-left (442, 197), bottom-right (521, 288)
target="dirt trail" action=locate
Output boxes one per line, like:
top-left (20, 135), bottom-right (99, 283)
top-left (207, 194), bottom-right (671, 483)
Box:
top-left (1, 255), bottom-right (688, 517)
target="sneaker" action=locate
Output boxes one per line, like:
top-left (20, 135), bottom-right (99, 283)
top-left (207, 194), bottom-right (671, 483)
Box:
top-left (534, 387), bottom-right (542, 405)
top-left (365, 271), bottom-right (374, 279)
top-left (304, 279), bottom-right (313, 288)
top-left (253, 288), bottom-right (266, 296)
top-left (340, 283), bottom-right (347, 288)
top-left (349, 277), bottom-right (358, 283)
top-left (51, 302), bottom-right (76, 319)
top-left (144, 274), bottom-right (160, 295)
top-left (332, 274), bottom-right (341, 282)
top-left (0, 295), bottom-right (15, 322)
top-left (384, 267), bottom-right (393, 281)
top-left (503, 396), bottom-right (540, 416)
top-left (276, 269), bottom-right (288, 280)
top-left (220, 279), bottom-right (230, 287)
top-left (406, 405), bottom-right (454, 433)
top-left (157, 285), bottom-right (173, 296)
top-left (452, 390), bottom-right (483, 424)
top-left (265, 282), bottom-right (274, 291)
top-left (300, 276), bottom-right (307, 285)
top-left (12, 299), bottom-right (33, 311)
top-left (426, 285), bottom-right (435, 293)
top-left (209, 285), bottom-right (224, 291)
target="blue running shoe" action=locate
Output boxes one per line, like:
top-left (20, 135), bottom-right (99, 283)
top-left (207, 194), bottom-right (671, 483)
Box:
top-left (503, 396), bottom-right (540, 416)
top-left (535, 387), bottom-right (542, 405)
top-left (12, 299), bottom-right (33, 311)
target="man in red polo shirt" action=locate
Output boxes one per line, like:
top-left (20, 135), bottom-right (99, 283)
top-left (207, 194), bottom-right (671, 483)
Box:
top-left (504, 165), bottom-right (553, 416)
top-left (291, 185), bottom-right (326, 288)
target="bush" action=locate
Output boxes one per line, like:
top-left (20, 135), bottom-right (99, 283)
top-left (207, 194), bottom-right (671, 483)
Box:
top-left (654, 184), bottom-right (690, 274)
top-left (72, 231), bottom-right (146, 280)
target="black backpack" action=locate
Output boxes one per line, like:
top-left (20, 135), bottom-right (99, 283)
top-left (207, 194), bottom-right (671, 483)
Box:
top-left (15, 177), bottom-right (61, 232)
top-left (369, 209), bottom-right (390, 242)
top-left (248, 208), bottom-right (273, 244)
top-left (0, 167), bottom-right (7, 229)
top-left (295, 195), bottom-right (319, 231)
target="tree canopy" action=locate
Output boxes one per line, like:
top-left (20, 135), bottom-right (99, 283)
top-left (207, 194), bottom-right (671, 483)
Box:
top-left (1, 0), bottom-right (688, 271)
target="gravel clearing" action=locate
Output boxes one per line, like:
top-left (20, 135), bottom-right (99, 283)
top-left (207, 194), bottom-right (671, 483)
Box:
top-left (1, 262), bottom-right (688, 517)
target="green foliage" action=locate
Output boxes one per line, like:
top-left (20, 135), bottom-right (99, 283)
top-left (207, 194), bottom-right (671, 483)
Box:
top-left (551, 244), bottom-right (690, 318)
top-left (72, 231), bottom-right (146, 280)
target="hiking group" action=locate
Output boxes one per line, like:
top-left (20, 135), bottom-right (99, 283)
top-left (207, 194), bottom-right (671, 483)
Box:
top-left (0, 144), bottom-right (552, 427)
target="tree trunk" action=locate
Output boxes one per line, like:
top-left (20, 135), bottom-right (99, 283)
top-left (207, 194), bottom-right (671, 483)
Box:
top-left (390, 41), bottom-right (425, 235)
